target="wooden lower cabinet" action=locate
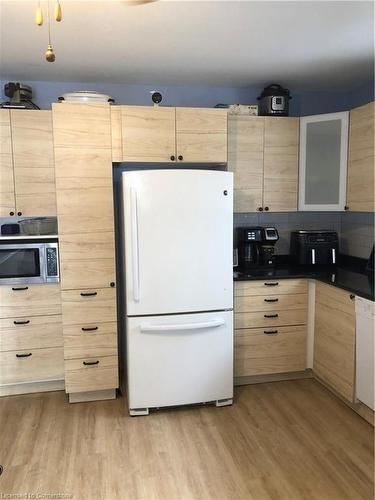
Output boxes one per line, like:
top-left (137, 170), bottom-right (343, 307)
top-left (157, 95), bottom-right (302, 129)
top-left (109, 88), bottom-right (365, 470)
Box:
top-left (235, 326), bottom-right (307, 377)
top-left (64, 355), bottom-right (118, 394)
top-left (314, 282), bottom-right (356, 402)
top-left (234, 279), bottom-right (308, 379)
top-left (0, 283), bottom-right (64, 396)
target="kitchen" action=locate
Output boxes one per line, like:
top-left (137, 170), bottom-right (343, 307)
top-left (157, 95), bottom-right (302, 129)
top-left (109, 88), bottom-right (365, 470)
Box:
top-left (0, 1), bottom-right (374, 499)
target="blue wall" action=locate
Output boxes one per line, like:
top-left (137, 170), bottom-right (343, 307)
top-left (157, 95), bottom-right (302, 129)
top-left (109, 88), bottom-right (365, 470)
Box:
top-left (1, 79), bottom-right (373, 115)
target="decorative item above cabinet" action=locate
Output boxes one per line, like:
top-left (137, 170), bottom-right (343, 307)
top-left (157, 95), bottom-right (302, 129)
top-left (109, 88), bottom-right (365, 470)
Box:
top-left (111, 105), bottom-right (227, 164)
top-left (299, 111), bottom-right (349, 211)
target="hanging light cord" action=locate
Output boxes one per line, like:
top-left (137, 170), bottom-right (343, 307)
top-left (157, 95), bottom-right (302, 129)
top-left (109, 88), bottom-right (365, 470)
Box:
top-left (47, 0), bottom-right (52, 45)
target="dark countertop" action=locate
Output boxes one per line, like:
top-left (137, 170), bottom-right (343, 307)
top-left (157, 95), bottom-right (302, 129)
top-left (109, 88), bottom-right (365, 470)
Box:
top-left (233, 257), bottom-right (374, 302)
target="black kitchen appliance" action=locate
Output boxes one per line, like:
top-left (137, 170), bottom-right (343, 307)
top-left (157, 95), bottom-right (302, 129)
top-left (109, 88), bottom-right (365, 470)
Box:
top-left (1, 82), bottom-right (39, 109)
top-left (257, 84), bottom-right (291, 116)
top-left (290, 230), bottom-right (339, 266)
top-left (236, 227), bottom-right (279, 269)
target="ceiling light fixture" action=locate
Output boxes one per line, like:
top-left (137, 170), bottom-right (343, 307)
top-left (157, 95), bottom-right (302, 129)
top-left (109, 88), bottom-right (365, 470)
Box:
top-left (35, 1), bottom-right (62, 63)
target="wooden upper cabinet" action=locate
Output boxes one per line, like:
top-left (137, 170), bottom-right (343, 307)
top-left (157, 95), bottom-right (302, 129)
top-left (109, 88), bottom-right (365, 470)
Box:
top-left (263, 117), bottom-right (299, 212)
top-left (0, 109), bottom-right (16, 216)
top-left (121, 106), bottom-right (176, 162)
top-left (176, 108), bottom-right (227, 163)
top-left (228, 115), bottom-right (264, 212)
top-left (314, 282), bottom-right (356, 402)
top-left (347, 101), bottom-right (374, 212)
top-left (52, 103), bottom-right (111, 149)
top-left (10, 110), bottom-right (56, 216)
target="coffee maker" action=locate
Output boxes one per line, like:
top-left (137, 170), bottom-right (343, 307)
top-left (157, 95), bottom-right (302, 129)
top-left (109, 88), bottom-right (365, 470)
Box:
top-left (236, 227), bottom-right (279, 269)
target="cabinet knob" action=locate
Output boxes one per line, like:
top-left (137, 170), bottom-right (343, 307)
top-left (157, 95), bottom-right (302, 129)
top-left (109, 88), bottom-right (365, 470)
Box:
top-left (17, 211), bottom-right (22, 216)
top-left (170, 155), bottom-right (175, 161)
top-left (178, 155), bottom-right (183, 161)
top-left (344, 205), bottom-right (349, 211)
top-left (350, 294), bottom-right (355, 300)
top-left (257, 207), bottom-right (263, 212)
top-left (264, 206), bottom-right (269, 211)
top-left (9, 211), bottom-right (15, 216)
top-left (110, 282), bottom-right (115, 288)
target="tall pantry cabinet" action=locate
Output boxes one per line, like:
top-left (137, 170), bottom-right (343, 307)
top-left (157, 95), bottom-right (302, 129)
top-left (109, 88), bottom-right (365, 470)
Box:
top-left (52, 103), bottom-right (118, 403)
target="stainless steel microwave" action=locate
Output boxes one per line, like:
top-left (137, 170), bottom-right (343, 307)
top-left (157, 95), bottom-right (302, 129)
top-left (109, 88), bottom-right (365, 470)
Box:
top-left (0, 240), bottom-right (59, 285)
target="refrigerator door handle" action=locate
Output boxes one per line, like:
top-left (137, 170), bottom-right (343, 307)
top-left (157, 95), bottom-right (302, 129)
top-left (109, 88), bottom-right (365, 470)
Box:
top-left (140, 319), bottom-right (225, 332)
top-left (131, 187), bottom-right (140, 302)
top-left (311, 248), bottom-right (316, 265)
top-left (332, 248), bottom-right (336, 264)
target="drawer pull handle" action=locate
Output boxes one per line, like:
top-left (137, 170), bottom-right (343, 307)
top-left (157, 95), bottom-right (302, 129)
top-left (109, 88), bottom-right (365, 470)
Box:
top-left (80, 292), bottom-right (97, 297)
top-left (81, 326), bottom-right (98, 332)
top-left (12, 286), bottom-right (29, 291)
top-left (264, 282), bottom-right (278, 287)
top-left (14, 320), bottom-right (30, 325)
top-left (16, 353), bottom-right (32, 358)
top-left (264, 330), bottom-right (279, 335)
top-left (264, 314), bottom-right (279, 318)
top-left (83, 360), bottom-right (100, 366)
top-left (264, 298), bottom-right (278, 303)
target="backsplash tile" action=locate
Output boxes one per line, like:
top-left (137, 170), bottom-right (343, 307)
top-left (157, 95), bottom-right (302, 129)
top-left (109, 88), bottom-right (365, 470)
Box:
top-left (234, 211), bottom-right (374, 260)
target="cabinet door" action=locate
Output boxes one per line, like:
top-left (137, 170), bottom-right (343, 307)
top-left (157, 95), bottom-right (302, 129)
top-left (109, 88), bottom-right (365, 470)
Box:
top-left (176, 108), bottom-right (227, 163)
top-left (0, 109), bottom-right (16, 216)
top-left (347, 101), bottom-right (374, 212)
top-left (299, 112), bottom-right (349, 211)
top-left (314, 282), bottom-right (356, 402)
top-left (228, 116), bottom-right (264, 212)
top-left (11, 110), bottom-right (56, 216)
top-left (263, 117), bottom-right (299, 212)
top-left (121, 106), bottom-right (176, 162)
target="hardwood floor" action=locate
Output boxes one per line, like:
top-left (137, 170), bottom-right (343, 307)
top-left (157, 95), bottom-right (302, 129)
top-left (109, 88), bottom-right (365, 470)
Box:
top-left (0, 379), bottom-right (373, 500)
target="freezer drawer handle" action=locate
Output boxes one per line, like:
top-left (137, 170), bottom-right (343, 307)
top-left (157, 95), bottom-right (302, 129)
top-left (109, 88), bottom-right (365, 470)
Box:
top-left (264, 314), bottom-right (278, 318)
top-left (140, 319), bottom-right (225, 332)
top-left (131, 188), bottom-right (140, 303)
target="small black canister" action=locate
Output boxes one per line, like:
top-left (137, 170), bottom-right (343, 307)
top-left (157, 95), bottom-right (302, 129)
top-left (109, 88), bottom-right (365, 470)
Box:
top-left (1, 223), bottom-right (20, 235)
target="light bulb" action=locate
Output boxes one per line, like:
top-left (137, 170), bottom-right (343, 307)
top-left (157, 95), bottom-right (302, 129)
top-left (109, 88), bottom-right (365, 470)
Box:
top-left (54, 1), bottom-right (62, 21)
top-left (35, 6), bottom-right (43, 25)
top-left (45, 44), bottom-right (56, 62)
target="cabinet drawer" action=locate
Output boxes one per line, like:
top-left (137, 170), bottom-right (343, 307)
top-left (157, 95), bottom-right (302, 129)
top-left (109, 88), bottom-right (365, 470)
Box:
top-left (61, 288), bottom-right (117, 325)
top-left (0, 315), bottom-right (63, 352)
top-left (64, 355), bottom-right (118, 393)
top-left (235, 309), bottom-right (307, 329)
top-left (235, 293), bottom-right (307, 313)
top-left (235, 279), bottom-right (307, 297)
top-left (0, 284), bottom-right (61, 318)
top-left (235, 325), bottom-right (306, 376)
top-left (64, 322), bottom-right (118, 359)
top-left (60, 258), bottom-right (116, 290)
top-left (0, 347), bottom-right (64, 385)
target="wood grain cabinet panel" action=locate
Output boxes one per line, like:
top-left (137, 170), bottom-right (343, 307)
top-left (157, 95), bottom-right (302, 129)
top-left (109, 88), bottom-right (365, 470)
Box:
top-left (235, 279), bottom-right (308, 297)
top-left (63, 322), bottom-right (117, 360)
top-left (176, 107), bottom-right (227, 163)
top-left (236, 293), bottom-right (308, 313)
top-left (60, 258), bottom-right (116, 290)
top-left (64, 355), bottom-right (118, 393)
top-left (10, 110), bottom-right (56, 216)
top-left (263, 117), bottom-right (299, 212)
top-left (235, 309), bottom-right (307, 329)
top-left (52, 103), bottom-right (111, 148)
top-left (110, 106), bottom-right (123, 162)
top-left (59, 232), bottom-right (115, 260)
top-left (61, 288), bottom-right (117, 326)
top-left (0, 347), bottom-right (64, 385)
top-left (0, 315), bottom-right (63, 351)
top-left (0, 109), bottom-right (16, 216)
top-left (0, 284), bottom-right (62, 318)
top-left (347, 101), bottom-right (374, 211)
top-left (314, 282), bottom-right (356, 402)
top-left (121, 106), bottom-right (176, 162)
top-left (235, 325), bottom-right (307, 376)
top-left (228, 115), bottom-right (264, 212)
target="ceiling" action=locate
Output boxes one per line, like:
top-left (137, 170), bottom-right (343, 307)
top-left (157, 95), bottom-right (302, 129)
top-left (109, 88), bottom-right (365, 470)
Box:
top-left (0, 0), bottom-right (374, 91)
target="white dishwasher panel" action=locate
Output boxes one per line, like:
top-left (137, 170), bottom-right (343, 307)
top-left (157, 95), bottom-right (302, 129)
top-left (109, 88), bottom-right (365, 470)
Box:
top-left (126, 310), bottom-right (233, 413)
top-left (355, 297), bottom-right (375, 410)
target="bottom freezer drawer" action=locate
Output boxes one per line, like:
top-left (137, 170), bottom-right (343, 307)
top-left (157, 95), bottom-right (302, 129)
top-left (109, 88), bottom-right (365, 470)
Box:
top-left (126, 311), bottom-right (233, 410)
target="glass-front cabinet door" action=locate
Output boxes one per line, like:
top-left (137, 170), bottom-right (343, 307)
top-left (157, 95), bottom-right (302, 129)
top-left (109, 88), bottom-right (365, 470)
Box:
top-left (299, 112), bottom-right (349, 211)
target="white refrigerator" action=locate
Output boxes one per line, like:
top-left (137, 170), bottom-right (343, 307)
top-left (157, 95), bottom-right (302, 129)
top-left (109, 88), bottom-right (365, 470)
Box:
top-left (122, 169), bottom-right (233, 416)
